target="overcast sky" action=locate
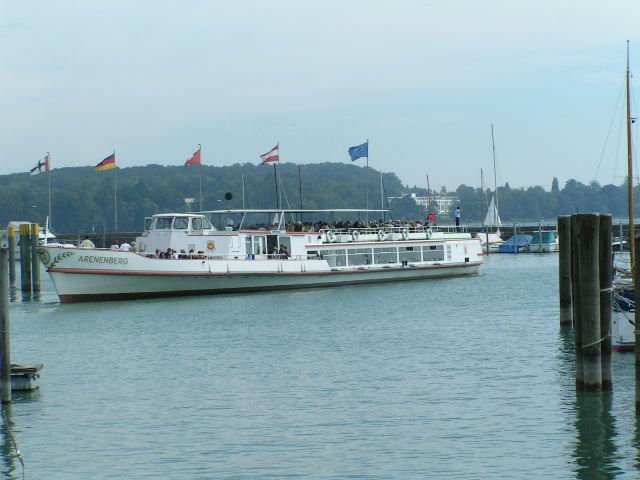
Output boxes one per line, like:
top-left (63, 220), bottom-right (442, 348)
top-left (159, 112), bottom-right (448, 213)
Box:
top-left (2, 0), bottom-right (640, 192)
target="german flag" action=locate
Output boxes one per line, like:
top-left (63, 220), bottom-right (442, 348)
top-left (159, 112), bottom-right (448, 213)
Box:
top-left (95, 153), bottom-right (116, 171)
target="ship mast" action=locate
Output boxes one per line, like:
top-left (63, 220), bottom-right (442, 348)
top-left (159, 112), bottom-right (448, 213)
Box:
top-left (626, 40), bottom-right (635, 268)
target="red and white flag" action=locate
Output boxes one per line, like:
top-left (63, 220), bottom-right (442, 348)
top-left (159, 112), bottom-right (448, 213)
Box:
top-left (185, 145), bottom-right (201, 166)
top-left (260, 143), bottom-right (279, 164)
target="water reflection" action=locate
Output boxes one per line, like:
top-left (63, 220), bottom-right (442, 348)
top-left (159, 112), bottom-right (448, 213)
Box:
top-left (574, 392), bottom-right (620, 479)
top-left (0, 403), bottom-right (23, 480)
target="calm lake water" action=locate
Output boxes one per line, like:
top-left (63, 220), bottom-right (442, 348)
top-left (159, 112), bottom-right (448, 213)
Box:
top-left (2, 254), bottom-right (639, 479)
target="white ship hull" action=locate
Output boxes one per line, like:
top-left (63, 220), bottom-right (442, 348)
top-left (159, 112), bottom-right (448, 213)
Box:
top-left (41, 247), bottom-right (480, 302)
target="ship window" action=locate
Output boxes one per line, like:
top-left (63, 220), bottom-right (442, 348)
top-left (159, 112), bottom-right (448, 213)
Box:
top-left (399, 246), bottom-right (421, 263)
top-left (323, 249), bottom-right (346, 267)
top-left (373, 247), bottom-right (397, 264)
top-left (173, 217), bottom-right (189, 230)
top-left (155, 217), bottom-right (173, 230)
top-left (422, 245), bottom-right (444, 261)
top-left (201, 217), bottom-right (213, 229)
top-left (192, 217), bottom-right (204, 230)
top-left (348, 248), bottom-right (372, 266)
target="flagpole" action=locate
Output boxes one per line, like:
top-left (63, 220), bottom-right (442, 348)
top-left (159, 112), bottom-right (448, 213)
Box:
top-left (198, 144), bottom-right (202, 211)
top-left (380, 170), bottom-right (383, 220)
top-left (277, 142), bottom-right (282, 210)
top-left (242, 171), bottom-right (246, 210)
top-left (47, 152), bottom-right (52, 230)
top-left (273, 163), bottom-right (279, 209)
top-left (114, 150), bottom-right (118, 232)
top-left (366, 139), bottom-right (369, 223)
top-left (298, 165), bottom-right (303, 222)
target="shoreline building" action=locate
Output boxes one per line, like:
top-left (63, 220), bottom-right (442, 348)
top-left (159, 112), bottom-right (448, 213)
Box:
top-left (389, 193), bottom-right (458, 216)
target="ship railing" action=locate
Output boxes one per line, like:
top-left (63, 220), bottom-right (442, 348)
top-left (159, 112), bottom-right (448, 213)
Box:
top-left (319, 225), bottom-right (441, 242)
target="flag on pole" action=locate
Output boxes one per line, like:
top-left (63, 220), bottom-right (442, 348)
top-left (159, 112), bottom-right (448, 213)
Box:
top-left (348, 141), bottom-right (368, 161)
top-left (95, 152), bottom-right (116, 171)
top-left (185, 145), bottom-right (201, 166)
top-left (260, 143), bottom-right (279, 164)
top-left (30, 153), bottom-right (51, 175)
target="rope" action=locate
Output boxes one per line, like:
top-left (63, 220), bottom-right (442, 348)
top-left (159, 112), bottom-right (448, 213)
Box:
top-left (1, 406), bottom-right (24, 479)
top-left (582, 334), bottom-right (611, 349)
top-left (600, 287), bottom-right (614, 293)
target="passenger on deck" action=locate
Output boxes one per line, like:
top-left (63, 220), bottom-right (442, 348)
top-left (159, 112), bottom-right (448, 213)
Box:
top-left (120, 240), bottom-right (132, 251)
top-left (110, 240), bottom-right (120, 250)
top-left (79, 236), bottom-right (95, 248)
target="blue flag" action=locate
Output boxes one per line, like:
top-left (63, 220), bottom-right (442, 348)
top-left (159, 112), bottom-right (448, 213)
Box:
top-left (348, 141), bottom-right (368, 161)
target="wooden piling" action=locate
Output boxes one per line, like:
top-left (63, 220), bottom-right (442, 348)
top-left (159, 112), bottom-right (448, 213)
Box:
top-left (558, 216), bottom-right (572, 326)
top-left (7, 227), bottom-right (15, 289)
top-left (599, 214), bottom-right (612, 391)
top-left (30, 224), bottom-right (40, 292)
top-left (513, 223), bottom-right (518, 254)
top-left (0, 248), bottom-right (11, 403)
top-left (571, 215), bottom-right (584, 390)
top-left (577, 214), bottom-right (602, 391)
top-left (635, 237), bottom-right (640, 411)
top-left (18, 224), bottom-right (31, 293)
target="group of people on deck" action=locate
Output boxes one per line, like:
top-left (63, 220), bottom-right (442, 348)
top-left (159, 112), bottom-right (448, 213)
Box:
top-left (154, 248), bottom-right (206, 260)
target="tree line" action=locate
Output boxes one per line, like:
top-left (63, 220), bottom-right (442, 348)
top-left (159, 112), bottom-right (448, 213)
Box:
top-left (0, 163), bottom-right (631, 233)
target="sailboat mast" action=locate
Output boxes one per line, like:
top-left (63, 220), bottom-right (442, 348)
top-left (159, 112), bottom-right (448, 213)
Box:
top-left (426, 173), bottom-right (432, 212)
top-left (491, 124), bottom-right (499, 218)
top-left (626, 40), bottom-right (635, 268)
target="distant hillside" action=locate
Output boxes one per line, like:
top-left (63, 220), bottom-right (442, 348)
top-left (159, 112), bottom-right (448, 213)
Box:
top-left (1, 162), bottom-right (406, 232)
top-left (1, 164), bottom-right (634, 233)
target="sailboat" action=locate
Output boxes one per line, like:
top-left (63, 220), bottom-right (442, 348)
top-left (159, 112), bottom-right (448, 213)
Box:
top-left (477, 125), bottom-right (505, 253)
top-left (611, 41), bottom-right (636, 351)
top-left (479, 195), bottom-right (504, 253)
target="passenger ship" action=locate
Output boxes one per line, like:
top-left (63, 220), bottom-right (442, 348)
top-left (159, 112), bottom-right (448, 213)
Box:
top-left (38, 209), bottom-right (483, 303)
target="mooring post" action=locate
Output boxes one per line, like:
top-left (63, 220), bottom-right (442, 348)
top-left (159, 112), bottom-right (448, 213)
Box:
top-left (558, 216), bottom-right (572, 326)
top-left (0, 248), bottom-right (11, 403)
top-left (513, 223), bottom-right (518, 254)
top-left (599, 214), bottom-right (613, 391)
top-left (30, 224), bottom-right (40, 292)
top-left (19, 224), bottom-right (31, 293)
top-left (7, 227), bottom-right (15, 289)
top-left (578, 214), bottom-right (602, 391)
top-left (538, 221), bottom-right (543, 253)
top-left (635, 236), bottom-right (640, 411)
top-left (571, 214), bottom-right (584, 390)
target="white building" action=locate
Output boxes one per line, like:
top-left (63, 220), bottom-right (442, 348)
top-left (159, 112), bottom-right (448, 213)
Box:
top-left (389, 193), bottom-right (458, 216)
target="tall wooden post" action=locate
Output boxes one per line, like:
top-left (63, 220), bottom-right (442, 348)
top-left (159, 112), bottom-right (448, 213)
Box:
top-left (19, 224), bottom-right (31, 293)
top-left (577, 214), bottom-right (602, 391)
top-left (599, 214), bottom-right (612, 391)
top-left (0, 248), bottom-right (11, 403)
top-left (571, 215), bottom-right (584, 389)
top-left (558, 216), bottom-right (572, 326)
top-left (635, 236), bottom-right (640, 410)
top-left (7, 227), bottom-right (16, 289)
top-left (30, 224), bottom-right (40, 292)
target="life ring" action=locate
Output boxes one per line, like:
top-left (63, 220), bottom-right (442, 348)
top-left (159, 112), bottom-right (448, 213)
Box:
top-left (326, 230), bottom-right (336, 243)
top-left (401, 228), bottom-right (409, 240)
top-left (351, 229), bottom-right (360, 242)
top-left (377, 230), bottom-right (385, 241)
top-left (426, 228), bottom-right (433, 239)
top-left (206, 241), bottom-right (216, 251)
